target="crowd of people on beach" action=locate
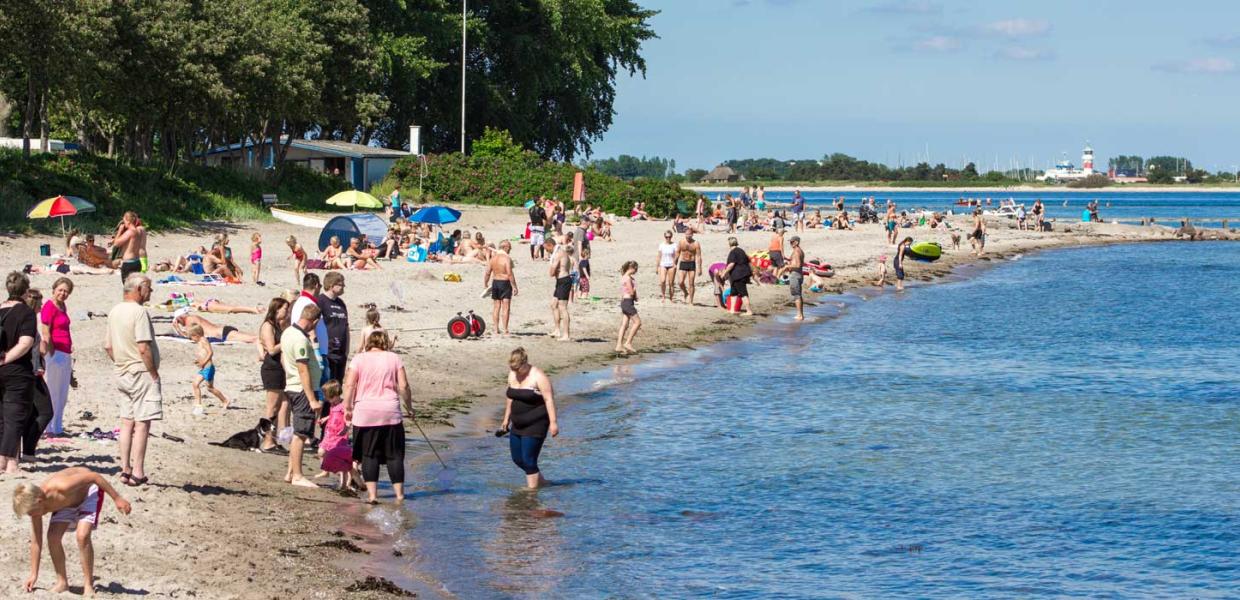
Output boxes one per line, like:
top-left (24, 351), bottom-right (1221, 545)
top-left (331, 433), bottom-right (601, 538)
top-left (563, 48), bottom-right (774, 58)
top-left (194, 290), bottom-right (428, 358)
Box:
top-left (0, 188), bottom-right (1056, 594)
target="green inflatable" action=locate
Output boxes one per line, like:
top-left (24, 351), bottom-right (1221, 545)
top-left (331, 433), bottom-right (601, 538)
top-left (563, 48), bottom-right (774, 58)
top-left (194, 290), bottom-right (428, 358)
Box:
top-left (908, 241), bottom-right (942, 262)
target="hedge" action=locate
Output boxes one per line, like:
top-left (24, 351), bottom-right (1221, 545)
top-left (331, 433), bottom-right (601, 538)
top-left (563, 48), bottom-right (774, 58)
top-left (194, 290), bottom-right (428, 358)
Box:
top-left (384, 150), bottom-right (697, 219)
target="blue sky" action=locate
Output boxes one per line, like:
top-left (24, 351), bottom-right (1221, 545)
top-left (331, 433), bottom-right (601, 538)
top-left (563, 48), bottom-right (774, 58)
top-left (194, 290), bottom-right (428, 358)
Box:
top-left (589, 0), bottom-right (1240, 173)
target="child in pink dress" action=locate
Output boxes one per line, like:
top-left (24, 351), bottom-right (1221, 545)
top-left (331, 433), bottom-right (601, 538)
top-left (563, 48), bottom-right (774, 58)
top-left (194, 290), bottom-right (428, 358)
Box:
top-left (316, 381), bottom-right (362, 491)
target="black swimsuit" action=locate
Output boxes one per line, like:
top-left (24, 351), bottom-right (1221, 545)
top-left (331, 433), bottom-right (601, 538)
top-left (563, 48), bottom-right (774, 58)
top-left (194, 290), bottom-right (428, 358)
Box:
top-left (507, 387), bottom-right (549, 438)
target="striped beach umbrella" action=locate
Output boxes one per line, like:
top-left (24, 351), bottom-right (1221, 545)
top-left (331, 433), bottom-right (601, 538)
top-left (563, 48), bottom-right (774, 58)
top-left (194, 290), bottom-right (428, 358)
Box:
top-left (27, 195), bottom-right (97, 233)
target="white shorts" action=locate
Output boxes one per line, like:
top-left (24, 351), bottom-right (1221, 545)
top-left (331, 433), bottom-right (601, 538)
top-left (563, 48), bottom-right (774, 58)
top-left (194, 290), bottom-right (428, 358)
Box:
top-left (50, 484), bottom-right (102, 530)
top-left (530, 226), bottom-right (545, 247)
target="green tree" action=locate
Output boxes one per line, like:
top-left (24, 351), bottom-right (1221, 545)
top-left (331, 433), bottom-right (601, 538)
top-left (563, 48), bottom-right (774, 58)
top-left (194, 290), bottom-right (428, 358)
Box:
top-left (1146, 169), bottom-right (1175, 184)
top-left (1146, 156), bottom-right (1192, 175)
top-left (471, 127), bottom-right (526, 160)
top-left (1108, 154), bottom-right (1143, 176)
top-left (361, 0), bottom-right (657, 161)
top-left (684, 168), bottom-right (707, 182)
top-left (586, 154), bottom-right (674, 179)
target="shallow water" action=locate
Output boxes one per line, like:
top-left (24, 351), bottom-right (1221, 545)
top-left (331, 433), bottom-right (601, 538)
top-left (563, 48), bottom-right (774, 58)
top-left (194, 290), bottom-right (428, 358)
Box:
top-left (699, 189), bottom-right (1240, 228)
top-left (401, 242), bottom-right (1239, 598)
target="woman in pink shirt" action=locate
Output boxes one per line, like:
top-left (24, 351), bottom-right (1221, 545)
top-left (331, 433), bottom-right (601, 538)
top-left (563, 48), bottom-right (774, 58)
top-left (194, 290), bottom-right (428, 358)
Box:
top-left (343, 330), bottom-right (412, 504)
top-left (38, 277), bottom-right (74, 435)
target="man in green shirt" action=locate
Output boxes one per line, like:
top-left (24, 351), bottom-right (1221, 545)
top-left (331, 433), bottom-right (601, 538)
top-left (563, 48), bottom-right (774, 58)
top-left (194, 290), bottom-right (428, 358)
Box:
top-left (280, 303), bottom-right (322, 488)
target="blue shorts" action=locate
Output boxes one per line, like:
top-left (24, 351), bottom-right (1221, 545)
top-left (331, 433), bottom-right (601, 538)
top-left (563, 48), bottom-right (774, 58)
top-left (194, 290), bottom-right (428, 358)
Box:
top-left (198, 364), bottom-right (216, 383)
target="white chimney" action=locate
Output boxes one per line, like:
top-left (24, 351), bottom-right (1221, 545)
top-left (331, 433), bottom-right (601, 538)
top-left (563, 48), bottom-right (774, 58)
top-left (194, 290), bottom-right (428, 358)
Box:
top-left (408, 125), bottom-right (422, 156)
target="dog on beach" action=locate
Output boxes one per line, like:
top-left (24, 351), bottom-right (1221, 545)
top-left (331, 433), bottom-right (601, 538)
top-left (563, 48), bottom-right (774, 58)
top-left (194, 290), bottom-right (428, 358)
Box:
top-left (949, 232), bottom-right (961, 250)
top-left (211, 418), bottom-right (275, 451)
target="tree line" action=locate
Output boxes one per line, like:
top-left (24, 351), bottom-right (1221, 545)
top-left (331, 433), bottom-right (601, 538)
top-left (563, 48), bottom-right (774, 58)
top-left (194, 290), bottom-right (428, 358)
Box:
top-left (582, 154), bottom-right (676, 180)
top-left (717, 154), bottom-right (1024, 183)
top-left (0, 0), bottom-right (656, 174)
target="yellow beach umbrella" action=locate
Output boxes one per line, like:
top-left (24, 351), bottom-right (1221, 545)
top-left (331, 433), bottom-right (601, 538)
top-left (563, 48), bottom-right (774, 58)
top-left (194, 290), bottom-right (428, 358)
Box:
top-left (325, 190), bottom-right (384, 210)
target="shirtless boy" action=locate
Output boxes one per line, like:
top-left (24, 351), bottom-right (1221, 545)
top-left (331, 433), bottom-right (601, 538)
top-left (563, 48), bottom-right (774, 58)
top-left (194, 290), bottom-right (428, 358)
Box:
top-left (675, 231), bottom-right (702, 305)
top-left (13, 467), bottom-right (132, 597)
top-left (548, 244), bottom-right (574, 341)
top-left (783, 236), bottom-right (806, 321)
top-left (484, 240), bottom-right (519, 335)
top-left (109, 212), bottom-right (145, 284)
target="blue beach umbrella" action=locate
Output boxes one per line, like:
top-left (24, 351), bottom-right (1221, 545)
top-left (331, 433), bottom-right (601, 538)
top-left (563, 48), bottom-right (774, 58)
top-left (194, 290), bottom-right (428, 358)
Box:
top-left (408, 205), bottom-right (462, 225)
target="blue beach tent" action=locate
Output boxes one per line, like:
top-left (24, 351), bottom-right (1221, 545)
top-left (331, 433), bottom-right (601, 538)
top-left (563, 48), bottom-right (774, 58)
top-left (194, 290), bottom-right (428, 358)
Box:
top-left (318, 213), bottom-right (388, 251)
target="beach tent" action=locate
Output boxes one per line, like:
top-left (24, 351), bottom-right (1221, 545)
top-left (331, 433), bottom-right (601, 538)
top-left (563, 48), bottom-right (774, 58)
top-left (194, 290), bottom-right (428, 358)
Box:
top-left (317, 213), bottom-right (388, 251)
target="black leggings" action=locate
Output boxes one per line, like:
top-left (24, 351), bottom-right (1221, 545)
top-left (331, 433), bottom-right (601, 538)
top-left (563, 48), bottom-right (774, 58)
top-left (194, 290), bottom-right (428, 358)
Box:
top-left (0, 376), bottom-right (34, 459)
top-left (21, 378), bottom-right (53, 456)
top-left (361, 454), bottom-right (404, 485)
top-left (355, 424), bottom-right (406, 484)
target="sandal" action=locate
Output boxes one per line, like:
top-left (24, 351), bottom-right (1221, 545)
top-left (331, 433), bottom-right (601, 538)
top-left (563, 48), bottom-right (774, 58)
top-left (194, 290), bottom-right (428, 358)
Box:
top-left (124, 475), bottom-right (149, 487)
top-left (120, 472), bottom-right (133, 484)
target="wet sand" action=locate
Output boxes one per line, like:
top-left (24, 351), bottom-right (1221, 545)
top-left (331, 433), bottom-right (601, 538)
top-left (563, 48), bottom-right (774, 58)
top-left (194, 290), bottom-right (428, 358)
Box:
top-left (0, 206), bottom-right (1214, 598)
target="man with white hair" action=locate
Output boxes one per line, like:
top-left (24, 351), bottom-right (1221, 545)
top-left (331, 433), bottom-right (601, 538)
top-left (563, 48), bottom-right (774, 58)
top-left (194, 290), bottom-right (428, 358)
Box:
top-left (104, 273), bottom-right (161, 486)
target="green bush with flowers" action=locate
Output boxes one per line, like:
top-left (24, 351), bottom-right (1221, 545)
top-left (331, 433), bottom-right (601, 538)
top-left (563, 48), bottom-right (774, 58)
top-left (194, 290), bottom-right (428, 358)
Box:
top-left (384, 128), bottom-right (695, 218)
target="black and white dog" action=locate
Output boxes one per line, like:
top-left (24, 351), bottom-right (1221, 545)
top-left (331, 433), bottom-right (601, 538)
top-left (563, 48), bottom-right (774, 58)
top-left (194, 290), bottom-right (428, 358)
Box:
top-left (211, 418), bottom-right (275, 451)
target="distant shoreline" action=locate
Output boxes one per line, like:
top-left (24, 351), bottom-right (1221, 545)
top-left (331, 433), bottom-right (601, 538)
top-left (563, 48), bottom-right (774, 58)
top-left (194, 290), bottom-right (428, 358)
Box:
top-left (686, 184), bottom-right (1240, 194)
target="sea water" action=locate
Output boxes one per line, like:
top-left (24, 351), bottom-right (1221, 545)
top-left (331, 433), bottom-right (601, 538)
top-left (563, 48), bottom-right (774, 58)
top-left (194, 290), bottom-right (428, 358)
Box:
top-left (695, 189), bottom-right (1240, 228)
top-left (400, 242), bottom-right (1239, 598)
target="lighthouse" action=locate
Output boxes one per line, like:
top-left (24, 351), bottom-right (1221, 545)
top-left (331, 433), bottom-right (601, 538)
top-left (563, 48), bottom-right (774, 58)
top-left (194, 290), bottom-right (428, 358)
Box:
top-left (1082, 143), bottom-right (1095, 175)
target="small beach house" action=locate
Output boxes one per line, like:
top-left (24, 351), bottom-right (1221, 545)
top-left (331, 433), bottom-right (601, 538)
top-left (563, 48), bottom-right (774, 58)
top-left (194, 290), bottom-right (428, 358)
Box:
top-left (203, 136), bottom-right (409, 191)
top-left (702, 165), bottom-right (741, 183)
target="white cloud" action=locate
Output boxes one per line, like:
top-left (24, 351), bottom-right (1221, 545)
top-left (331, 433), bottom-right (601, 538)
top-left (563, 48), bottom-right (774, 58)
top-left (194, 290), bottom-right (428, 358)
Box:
top-left (1154, 57), bottom-right (1237, 74)
top-left (980, 18), bottom-right (1051, 38)
top-left (863, 0), bottom-right (943, 16)
top-left (1203, 34), bottom-right (1240, 48)
top-left (914, 35), bottom-right (962, 52)
top-left (996, 47), bottom-right (1056, 61)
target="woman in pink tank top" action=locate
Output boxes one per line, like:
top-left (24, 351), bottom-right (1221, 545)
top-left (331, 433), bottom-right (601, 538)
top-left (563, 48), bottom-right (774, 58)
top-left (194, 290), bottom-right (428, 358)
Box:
top-left (343, 330), bottom-right (412, 504)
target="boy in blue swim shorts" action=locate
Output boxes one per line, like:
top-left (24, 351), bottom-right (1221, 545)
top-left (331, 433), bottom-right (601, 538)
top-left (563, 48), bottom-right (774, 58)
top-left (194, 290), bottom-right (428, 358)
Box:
top-left (188, 324), bottom-right (230, 415)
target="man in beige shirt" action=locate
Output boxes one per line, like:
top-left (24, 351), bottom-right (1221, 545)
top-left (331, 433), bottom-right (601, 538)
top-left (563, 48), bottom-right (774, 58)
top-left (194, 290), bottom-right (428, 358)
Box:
top-left (104, 273), bottom-right (161, 486)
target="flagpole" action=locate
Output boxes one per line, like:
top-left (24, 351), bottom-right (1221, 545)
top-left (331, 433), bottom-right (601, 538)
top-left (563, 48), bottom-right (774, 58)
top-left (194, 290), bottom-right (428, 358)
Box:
top-left (461, 0), bottom-right (467, 155)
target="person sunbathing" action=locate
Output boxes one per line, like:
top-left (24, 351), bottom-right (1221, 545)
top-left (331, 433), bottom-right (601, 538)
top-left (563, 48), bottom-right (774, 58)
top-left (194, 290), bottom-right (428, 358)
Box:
top-left (191, 299), bottom-right (263, 314)
top-left (457, 232), bottom-right (490, 263)
top-left (346, 237), bottom-right (382, 270)
top-left (203, 243), bottom-right (242, 280)
top-left (172, 310), bottom-right (259, 343)
top-left (591, 211), bottom-right (613, 241)
top-left (319, 236), bottom-right (347, 270)
top-left (378, 227), bottom-right (402, 259)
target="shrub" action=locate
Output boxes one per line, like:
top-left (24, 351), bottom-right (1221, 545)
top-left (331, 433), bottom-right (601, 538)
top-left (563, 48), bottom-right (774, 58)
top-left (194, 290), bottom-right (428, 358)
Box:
top-left (385, 149), bottom-right (696, 218)
top-left (0, 150), bottom-right (347, 233)
top-left (1066, 174), bottom-right (1112, 189)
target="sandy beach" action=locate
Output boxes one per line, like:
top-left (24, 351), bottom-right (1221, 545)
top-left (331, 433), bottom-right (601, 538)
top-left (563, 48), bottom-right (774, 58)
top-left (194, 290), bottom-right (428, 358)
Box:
top-left (0, 206), bottom-right (1220, 598)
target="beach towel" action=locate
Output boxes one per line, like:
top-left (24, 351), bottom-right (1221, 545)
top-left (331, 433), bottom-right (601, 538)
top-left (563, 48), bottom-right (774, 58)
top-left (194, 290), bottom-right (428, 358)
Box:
top-left (156, 275), bottom-right (229, 287)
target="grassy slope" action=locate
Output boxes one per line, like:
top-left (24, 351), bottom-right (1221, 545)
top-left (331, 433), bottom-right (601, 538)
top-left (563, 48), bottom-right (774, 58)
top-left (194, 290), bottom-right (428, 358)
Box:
top-left (0, 150), bottom-right (349, 233)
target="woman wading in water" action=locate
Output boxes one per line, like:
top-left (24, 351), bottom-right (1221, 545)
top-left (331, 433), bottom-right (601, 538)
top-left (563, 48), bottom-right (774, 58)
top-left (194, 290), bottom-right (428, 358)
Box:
top-left (500, 348), bottom-right (559, 489)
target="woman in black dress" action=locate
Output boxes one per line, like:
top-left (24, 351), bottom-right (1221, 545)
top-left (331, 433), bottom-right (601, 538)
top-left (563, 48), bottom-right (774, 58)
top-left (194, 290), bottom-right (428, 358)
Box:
top-left (0, 272), bottom-right (37, 474)
top-left (500, 348), bottom-right (559, 489)
top-left (258, 297), bottom-right (290, 452)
